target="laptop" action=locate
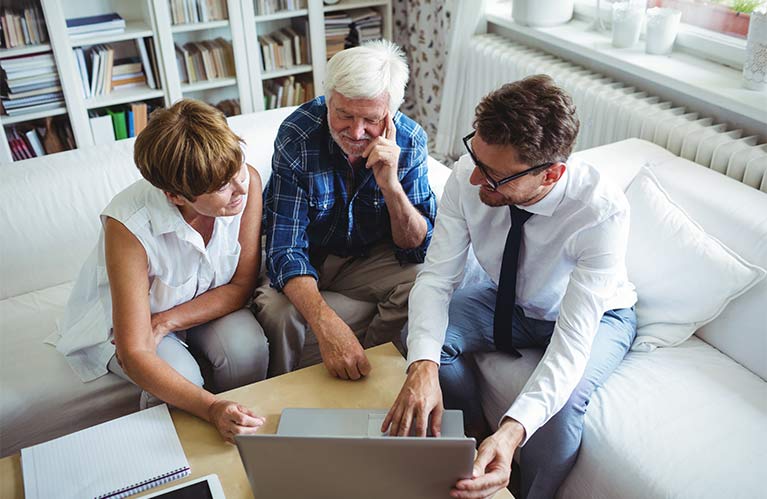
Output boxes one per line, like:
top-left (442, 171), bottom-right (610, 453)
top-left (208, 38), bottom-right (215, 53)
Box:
top-left (234, 408), bottom-right (476, 499)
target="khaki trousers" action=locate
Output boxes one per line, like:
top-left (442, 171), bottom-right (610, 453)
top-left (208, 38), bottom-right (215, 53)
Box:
top-left (253, 242), bottom-right (420, 377)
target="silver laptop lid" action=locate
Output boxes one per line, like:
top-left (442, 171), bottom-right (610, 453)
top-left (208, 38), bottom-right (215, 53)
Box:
top-left (235, 409), bottom-right (475, 499)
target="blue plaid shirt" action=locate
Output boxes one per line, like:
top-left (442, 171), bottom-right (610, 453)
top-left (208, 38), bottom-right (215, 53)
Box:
top-left (264, 97), bottom-right (437, 291)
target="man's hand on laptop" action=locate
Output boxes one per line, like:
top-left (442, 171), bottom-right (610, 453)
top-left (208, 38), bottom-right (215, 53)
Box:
top-left (316, 314), bottom-right (371, 380)
top-left (207, 399), bottom-right (265, 444)
top-left (451, 417), bottom-right (525, 499)
top-left (381, 360), bottom-right (443, 437)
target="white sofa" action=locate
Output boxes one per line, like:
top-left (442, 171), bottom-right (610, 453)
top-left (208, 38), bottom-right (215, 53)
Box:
top-left (1, 107), bottom-right (765, 499)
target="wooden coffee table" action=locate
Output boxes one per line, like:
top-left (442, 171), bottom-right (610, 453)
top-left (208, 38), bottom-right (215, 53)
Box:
top-left (0, 343), bottom-right (512, 498)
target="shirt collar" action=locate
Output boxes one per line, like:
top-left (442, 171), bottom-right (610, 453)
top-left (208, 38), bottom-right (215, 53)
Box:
top-left (148, 189), bottom-right (237, 237)
top-left (149, 189), bottom-right (186, 236)
top-left (516, 166), bottom-right (569, 217)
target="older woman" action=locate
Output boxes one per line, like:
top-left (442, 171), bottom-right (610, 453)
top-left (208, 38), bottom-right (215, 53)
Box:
top-left (51, 99), bottom-right (268, 442)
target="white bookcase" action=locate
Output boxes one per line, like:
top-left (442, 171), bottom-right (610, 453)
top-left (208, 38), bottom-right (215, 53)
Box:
top-left (0, 0), bottom-right (392, 164)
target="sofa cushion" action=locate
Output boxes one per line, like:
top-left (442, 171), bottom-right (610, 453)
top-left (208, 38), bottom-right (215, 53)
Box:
top-left (0, 140), bottom-right (141, 301)
top-left (572, 138), bottom-right (767, 380)
top-left (476, 336), bottom-right (767, 499)
top-left (0, 283), bottom-right (140, 457)
top-left (651, 157), bottom-right (767, 381)
top-left (625, 167), bottom-right (765, 351)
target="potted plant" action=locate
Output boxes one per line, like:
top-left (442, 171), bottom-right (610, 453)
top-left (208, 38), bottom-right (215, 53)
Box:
top-left (649, 0), bottom-right (764, 38)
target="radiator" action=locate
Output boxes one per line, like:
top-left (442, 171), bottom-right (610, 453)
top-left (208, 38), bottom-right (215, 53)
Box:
top-left (458, 34), bottom-right (767, 193)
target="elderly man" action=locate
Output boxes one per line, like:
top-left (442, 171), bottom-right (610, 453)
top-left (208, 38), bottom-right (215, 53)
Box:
top-left (254, 41), bottom-right (437, 380)
top-left (383, 75), bottom-right (638, 499)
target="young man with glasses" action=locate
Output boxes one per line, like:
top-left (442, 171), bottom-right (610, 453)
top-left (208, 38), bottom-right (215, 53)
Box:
top-left (383, 75), bottom-right (638, 499)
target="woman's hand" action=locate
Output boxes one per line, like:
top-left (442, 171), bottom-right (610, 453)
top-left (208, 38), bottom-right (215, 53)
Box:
top-left (149, 312), bottom-right (173, 348)
top-left (207, 399), bottom-right (266, 443)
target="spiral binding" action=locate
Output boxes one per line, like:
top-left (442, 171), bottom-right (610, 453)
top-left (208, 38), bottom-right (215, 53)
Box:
top-left (96, 466), bottom-right (191, 499)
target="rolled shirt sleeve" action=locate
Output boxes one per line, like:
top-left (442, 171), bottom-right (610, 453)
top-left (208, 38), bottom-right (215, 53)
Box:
top-left (503, 211), bottom-right (631, 445)
top-left (393, 125), bottom-right (437, 264)
top-left (264, 136), bottom-right (318, 291)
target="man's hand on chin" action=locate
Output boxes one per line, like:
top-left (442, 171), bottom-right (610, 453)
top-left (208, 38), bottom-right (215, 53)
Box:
top-left (450, 418), bottom-right (525, 499)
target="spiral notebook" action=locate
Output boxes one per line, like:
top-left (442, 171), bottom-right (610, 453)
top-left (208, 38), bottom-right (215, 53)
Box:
top-left (21, 404), bottom-right (190, 499)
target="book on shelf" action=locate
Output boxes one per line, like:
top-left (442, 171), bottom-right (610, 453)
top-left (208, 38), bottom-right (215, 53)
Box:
top-left (256, 0), bottom-right (307, 16)
top-left (175, 38), bottom-right (234, 83)
top-left (169, 0), bottom-right (229, 25)
top-left (263, 76), bottom-right (313, 110)
top-left (66, 13), bottom-right (126, 38)
top-left (135, 38), bottom-right (157, 89)
top-left (0, 2), bottom-right (48, 49)
top-left (259, 25), bottom-right (309, 72)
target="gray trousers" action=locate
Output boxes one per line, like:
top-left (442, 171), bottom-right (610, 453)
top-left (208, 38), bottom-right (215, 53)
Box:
top-left (253, 242), bottom-right (420, 377)
top-left (108, 308), bottom-right (269, 408)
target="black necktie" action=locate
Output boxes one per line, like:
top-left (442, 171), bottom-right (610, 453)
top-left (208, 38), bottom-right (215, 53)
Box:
top-left (494, 206), bottom-right (533, 357)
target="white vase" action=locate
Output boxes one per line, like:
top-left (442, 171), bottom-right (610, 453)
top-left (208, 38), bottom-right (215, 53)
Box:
top-left (645, 7), bottom-right (681, 55)
top-left (512, 0), bottom-right (574, 27)
top-left (612, 2), bottom-right (644, 48)
top-left (743, 8), bottom-right (767, 91)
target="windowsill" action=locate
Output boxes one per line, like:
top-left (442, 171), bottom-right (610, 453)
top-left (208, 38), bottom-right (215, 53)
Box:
top-left (485, 8), bottom-right (766, 126)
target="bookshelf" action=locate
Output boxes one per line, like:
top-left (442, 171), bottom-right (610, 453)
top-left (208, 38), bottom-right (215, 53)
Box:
top-left (242, 0), bottom-right (391, 112)
top-left (0, 0), bottom-right (393, 164)
top-left (152, 0), bottom-right (254, 115)
top-left (0, 1), bottom-right (70, 163)
top-left (38, 0), bottom-right (169, 150)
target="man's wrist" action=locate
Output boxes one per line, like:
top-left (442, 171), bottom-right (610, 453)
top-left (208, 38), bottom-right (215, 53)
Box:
top-left (497, 416), bottom-right (526, 447)
top-left (378, 180), bottom-right (405, 199)
top-left (407, 359), bottom-right (439, 376)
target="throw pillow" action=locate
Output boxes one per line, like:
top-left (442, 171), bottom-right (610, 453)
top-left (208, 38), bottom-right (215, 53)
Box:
top-left (625, 167), bottom-right (766, 351)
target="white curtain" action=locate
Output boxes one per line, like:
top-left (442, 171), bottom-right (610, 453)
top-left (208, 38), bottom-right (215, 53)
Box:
top-left (434, 0), bottom-right (489, 160)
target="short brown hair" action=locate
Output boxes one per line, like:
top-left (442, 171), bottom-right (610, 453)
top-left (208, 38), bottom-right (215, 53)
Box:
top-left (134, 99), bottom-right (243, 199)
top-left (473, 75), bottom-right (579, 166)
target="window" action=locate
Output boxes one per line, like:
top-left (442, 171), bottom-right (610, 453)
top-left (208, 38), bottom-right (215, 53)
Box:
top-left (648, 0), bottom-right (765, 39)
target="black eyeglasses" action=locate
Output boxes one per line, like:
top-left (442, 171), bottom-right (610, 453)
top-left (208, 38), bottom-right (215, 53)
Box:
top-left (462, 131), bottom-right (554, 191)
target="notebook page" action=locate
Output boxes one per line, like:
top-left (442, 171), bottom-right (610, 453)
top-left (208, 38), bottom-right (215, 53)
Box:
top-left (22, 404), bottom-right (189, 499)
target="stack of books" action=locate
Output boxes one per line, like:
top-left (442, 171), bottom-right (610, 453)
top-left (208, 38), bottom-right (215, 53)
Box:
top-left (174, 38), bottom-right (234, 83)
top-left (5, 118), bottom-right (74, 161)
top-left (324, 12), bottom-right (352, 60)
top-left (0, 2), bottom-right (48, 49)
top-left (256, 0), bottom-right (306, 16)
top-left (258, 25), bottom-right (309, 73)
top-left (73, 38), bottom-right (158, 98)
top-left (0, 52), bottom-right (64, 117)
top-left (66, 13), bottom-right (126, 39)
top-left (325, 9), bottom-right (383, 59)
top-left (169, 0), bottom-right (228, 25)
top-left (347, 9), bottom-right (383, 47)
top-left (263, 75), bottom-right (313, 110)
top-left (88, 101), bottom-right (153, 145)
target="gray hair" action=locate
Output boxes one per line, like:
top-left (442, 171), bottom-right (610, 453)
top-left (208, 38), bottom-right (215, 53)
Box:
top-left (324, 40), bottom-right (409, 114)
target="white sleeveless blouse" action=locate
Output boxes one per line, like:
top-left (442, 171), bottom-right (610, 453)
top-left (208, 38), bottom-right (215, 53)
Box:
top-left (50, 177), bottom-right (248, 382)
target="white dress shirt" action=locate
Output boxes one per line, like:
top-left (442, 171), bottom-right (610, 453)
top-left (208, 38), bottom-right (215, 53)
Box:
top-left (48, 177), bottom-right (247, 382)
top-left (407, 155), bottom-right (637, 444)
